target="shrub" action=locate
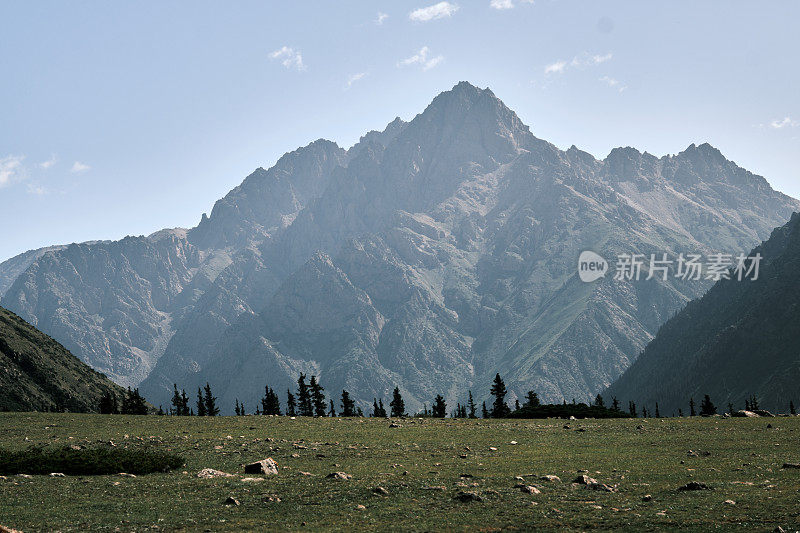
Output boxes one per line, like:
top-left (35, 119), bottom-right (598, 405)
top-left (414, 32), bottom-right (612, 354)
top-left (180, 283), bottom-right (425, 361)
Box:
top-left (0, 446), bottom-right (184, 475)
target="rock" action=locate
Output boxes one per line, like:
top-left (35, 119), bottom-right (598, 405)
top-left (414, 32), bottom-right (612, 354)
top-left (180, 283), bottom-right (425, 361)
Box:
top-left (0, 525), bottom-right (24, 533)
top-left (16, 474), bottom-right (32, 479)
top-left (298, 471), bottom-right (314, 476)
top-left (572, 474), bottom-right (598, 485)
top-left (422, 485), bottom-right (447, 491)
top-left (196, 468), bottom-right (234, 478)
top-left (454, 491), bottom-right (483, 502)
top-left (224, 497), bottom-right (240, 506)
top-left (49, 473), bottom-right (66, 477)
top-left (732, 410), bottom-right (759, 418)
top-left (587, 482), bottom-right (617, 492)
top-left (687, 450), bottom-right (699, 457)
top-left (723, 499), bottom-right (736, 505)
top-left (488, 447), bottom-right (498, 451)
top-left (389, 422), bottom-right (401, 428)
top-left (782, 462), bottom-right (800, 469)
top-left (754, 410), bottom-right (775, 417)
top-left (244, 458), bottom-right (278, 475)
top-left (241, 477), bottom-right (265, 483)
top-left (118, 473), bottom-right (136, 478)
top-left (261, 495), bottom-right (281, 503)
top-left (326, 472), bottom-right (352, 480)
top-left (677, 481), bottom-right (712, 491)
top-left (372, 486), bottom-right (389, 495)
top-left (510, 441), bottom-right (518, 445)
top-left (642, 494), bottom-right (652, 502)
top-left (356, 504), bottom-right (366, 510)
top-left (520, 485), bottom-right (540, 494)
top-left (540, 475), bottom-right (561, 483)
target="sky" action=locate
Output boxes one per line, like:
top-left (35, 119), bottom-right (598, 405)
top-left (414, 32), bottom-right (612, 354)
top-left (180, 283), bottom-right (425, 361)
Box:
top-left (1, 1), bottom-right (799, 263)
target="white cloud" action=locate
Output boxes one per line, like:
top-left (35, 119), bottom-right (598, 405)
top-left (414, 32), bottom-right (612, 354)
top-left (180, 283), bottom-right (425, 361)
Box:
top-left (39, 154), bottom-right (57, 169)
top-left (770, 116), bottom-right (798, 129)
top-left (409, 2), bottom-right (459, 22)
top-left (490, 0), bottom-right (514, 9)
top-left (70, 161), bottom-right (90, 173)
top-left (26, 183), bottom-right (48, 195)
top-left (546, 52), bottom-right (613, 75)
top-left (376, 12), bottom-right (389, 25)
top-left (345, 72), bottom-right (367, 89)
top-left (269, 46), bottom-right (306, 71)
top-left (398, 47), bottom-right (444, 71)
top-left (600, 75), bottom-right (627, 92)
top-left (0, 155), bottom-right (25, 187)
top-left (544, 60), bottom-right (567, 74)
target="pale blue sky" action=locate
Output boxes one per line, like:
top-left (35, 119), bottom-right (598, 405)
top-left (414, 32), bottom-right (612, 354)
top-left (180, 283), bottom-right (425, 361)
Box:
top-left (1, 1), bottom-right (798, 262)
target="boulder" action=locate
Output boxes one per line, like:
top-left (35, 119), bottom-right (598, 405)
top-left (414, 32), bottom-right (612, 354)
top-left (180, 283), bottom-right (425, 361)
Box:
top-left (732, 410), bottom-right (759, 418)
top-left (454, 491), bottom-right (483, 502)
top-left (224, 497), bottom-right (240, 506)
top-left (677, 481), bottom-right (712, 491)
top-left (326, 472), bottom-right (352, 480)
top-left (244, 458), bottom-right (278, 475)
top-left (196, 468), bottom-right (234, 478)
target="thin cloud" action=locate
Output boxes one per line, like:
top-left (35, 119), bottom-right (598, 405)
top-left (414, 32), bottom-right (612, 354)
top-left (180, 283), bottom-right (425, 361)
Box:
top-left (345, 72), bottom-right (367, 89)
top-left (770, 116), bottom-right (797, 129)
top-left (545, 52), bottom-right (613, 74)
top-left (0, 154), bottom-right (25, 187)
top-left (269, 46), bottom-right (306, 71)
top-left (490, 0), bottom-right (514, 9)
top-left (70, 161), bottom-right (90, 173)
top-left (376, 12), bottom-right (389, 25)
top-left (26, 183), bottom-right (48, 195)
top-left (409, 2), bottom-right (459, 22)
top-left (39, 154), bottom-right (57, 169)
top-left (398, 47), bottom-right (444, 71)
top-left (600, 76), bottom-right (627, 92)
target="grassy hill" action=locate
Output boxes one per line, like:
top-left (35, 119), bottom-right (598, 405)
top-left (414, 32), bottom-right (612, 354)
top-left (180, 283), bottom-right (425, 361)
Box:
top-left (0, 306), bottom-right (125, 412)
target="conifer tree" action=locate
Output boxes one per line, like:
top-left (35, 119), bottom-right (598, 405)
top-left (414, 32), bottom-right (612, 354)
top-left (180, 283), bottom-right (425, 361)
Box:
top-left (689, 397), bottom-right (696, 416)
top-left (157, 405), bottom-right (165, 416)
top-left (612, 397), bottom-right (620, 411)
top-left (286, 389), bottom-right (296, 416)
top-left (356, 406), bottom-right (364, 417)
top-left (235, 399), bottom-right (242, 416)
top-left (203, 382), bottom-right (219, 416)
top-left (490, 373), bottom-right (510, 418)
top-left (309, 375), bottom-right (326, 417)
top-left (525, 390), bottom-right (541, 408)
top-left (180, 389), bottom-right (190, 416)
top-left (514, 399), bottom-right (520, 411)
top-left (196, 388), bottom-right (207, 416)
top-left (341, 390), bottom-right (356, 417)
top-left (655, 403), bottom-right (660, 418)
top-left (329, 399), bottom-right (336, 417)
top-left (432, 394), bottom-right (447, 418)
top-left (791, 400), bottom-right (796, 415)
top-left (594, 394), bottom-right (605, 408)
top-left (99, 391), bottom-right (118, 414)
top-left (378, 398), bottom-right (387, 417)
top-left (678, 408), bottom-right (683, 417)
top-left (468, 391), bottom-right (477, 418)
top-left (297, 374), bottom-right (313, 416)
top-left (699, 394), bottom-right (716, 416)
top-left (728, 402), bottom-right (734, 415)
top-left (171, 384), bottom-right (182, 415)
top-left (240, 402), bottom-right (246, 415)
top-left (121, 387), bottom-right (148, 415)
top-left (629, 401), bottom-right (637, 418)
top-left (390, 387), bottom-right (406, 417)
top-left (481, 401), bottom-right (489, 419)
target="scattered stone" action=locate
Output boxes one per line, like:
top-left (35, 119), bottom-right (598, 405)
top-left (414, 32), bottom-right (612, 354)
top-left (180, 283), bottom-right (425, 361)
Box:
top-left (389, 422), bottom-right (401, 428)
top-left (196, 468), bottom-right (234, 479)
top-left (422, 485), bottom-right (447, 491)
top-left (118, 473), bottom-right (136, 478)
top-left (326, 472), bottom-right (352, 480)
top-left (573, 475), bottom-right (598, 485)
top-left (355, 504), bottom-right (366, 510)
top-left (298, 471), bottom-right (314, 476)
top-left (732, 410), bottom-right (759, 418)
top-left (723, 499), bottom-right (736, 505)
top-left (0, 525), bottom-right (24, 533)
top-left (781, 463), bottom-right (800, 469)
top-left (244, 458), bottom-right (278, 475)
top-left (588, 483), bottom-right (617, 492)
top-left (520, 485), bottom-right (540, 494)
top-left (241, 477), bottom-right (265, 483)
top-left (16, 474), bottom-right (32, 479)
top-left (454, 491), bottom-right (483, 502)
top-left (687, 450), bottom-right (699, 457)
top-left (459, 454), bottom-right (468, 459)
top-left (677, 481), bottom-right (712, 491)
top-left (261, 495), bottom-right (281, 503)
top-left (642, 494), bottom-right (652, 502)
top-left (636, 425), bottom-right (644, 430)
top-left (224, 497), bottom-right (240, 506)
top-left (754, 410), bottom-right (775, 418)
top-left (372, 486), bottom-right (389, 496)
top-left (540, 475), bottom-right (561, 483)
top-left (510, 441), bottom-right (518, 445)
top-left (488, 447), bottom-right (498, 451)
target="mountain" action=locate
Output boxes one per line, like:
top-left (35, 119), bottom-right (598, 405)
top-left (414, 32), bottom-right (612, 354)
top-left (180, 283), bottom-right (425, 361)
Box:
top-left (605, 213), bottom-right (800, 414)
top-left (0, 305), bottom-right (126, 412)
top-left (1, 82), bottom-right (798, 413)
top-left (0, 244), bottom-right (67, 297)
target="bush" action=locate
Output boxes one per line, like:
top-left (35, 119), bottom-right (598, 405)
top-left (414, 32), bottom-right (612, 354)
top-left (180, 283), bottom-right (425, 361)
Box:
top-left (0, 446), bottom-right (184, 475)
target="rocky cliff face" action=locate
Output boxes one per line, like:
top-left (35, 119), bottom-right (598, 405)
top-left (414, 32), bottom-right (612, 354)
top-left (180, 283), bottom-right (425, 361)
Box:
top-left (2, 82), bottom-right (797, 412)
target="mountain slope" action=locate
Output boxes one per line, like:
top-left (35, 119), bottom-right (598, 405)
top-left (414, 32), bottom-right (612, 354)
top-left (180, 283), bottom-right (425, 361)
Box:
top-left (0, 305), bottom-right (126, 412)
top-left (605, 213), bottom-right (800, 414)
top-left (2, 82), bottom-right (798, 413)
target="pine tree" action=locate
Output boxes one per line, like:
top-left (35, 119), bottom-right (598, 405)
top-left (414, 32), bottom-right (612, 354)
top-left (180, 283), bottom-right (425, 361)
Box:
top-left (196, 388), bottom-right (207, 416)
top-left (525, 390), bottom-right (541, 408)
top-left (490, 373), bottom-right (510, 418)
top-left (309, 376), bottom-right (326, 417)
top-left (286, 389), bottom-right (296, 416)
top-left (642, 406), bottom-right (648, 418)
top-left (341, 390), bottom-right (356, 417)
top-left (728, 402), bottom-right (734, 415)
top-left (390, 387), bottom-right (406, 417)
top-left (378, 398), bottom-right (387, 417)
top-left (157, 405), bottom-right (165, 416)
top-left (235, 399), bottom-right (242, 416)
top-left (514, 399), bottom-right (520, 411)
top-left (745, 398), bottom-right (751, 411)
top-left (99, 391), bottom-right (118, 414)
top-left (655, 403), bottom-right (660, 418)
top-left (689, 397), bottom-right (696, 417)
top-left (481, 401), bottom-right (489, 419)
top-left (678, 408), bottom-right (683, 417)
top-left (750, 395), bottom-right (760, 411)
top-left (791, 400), bottom-right (796, 415)
top-left (261, 386), bottom-right (281, 415)
top-left (297, 374), bottom-right (313, 416)
top-left (612, 397), bottom-right (620, 411)
top-left (203, 382), bottom-right (219, 416)
top-left (468, 391), bottom-right (477, 418)
top-left (629, 401), bottom-right (637, 418)
top-left (180, 389), bottom-right (190, 416)
top-left (329, 399), bottom-right (336, 417)
top-left (432, 394), bottom-right (447, 418)
top-left (594, 394), bottom-right (605, 408)
top-left (121, 387), bottom-right (148, 415)
top-left (699, 394), bottom-right (716, 416)
top-left (171, 384), bottom-right (182, 415)
top-left (240, 402), bottom-right (246, 415)
top-left (356, 407), bottom-right (364, 417)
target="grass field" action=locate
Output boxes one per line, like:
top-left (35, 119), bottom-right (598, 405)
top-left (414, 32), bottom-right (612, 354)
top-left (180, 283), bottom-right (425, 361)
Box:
top-left (1, 413), bottom-right (799, 531)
